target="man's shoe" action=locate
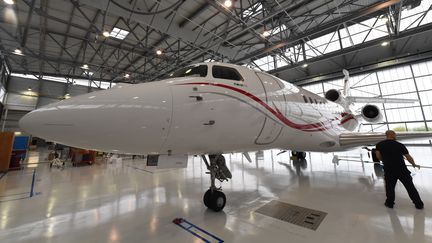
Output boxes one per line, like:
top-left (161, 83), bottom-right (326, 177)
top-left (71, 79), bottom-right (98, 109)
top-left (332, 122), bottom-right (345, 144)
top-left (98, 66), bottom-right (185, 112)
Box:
top-left (384, 202), bottom-right (394, 208)
top-left (415, 204), bottom-right (424, 209)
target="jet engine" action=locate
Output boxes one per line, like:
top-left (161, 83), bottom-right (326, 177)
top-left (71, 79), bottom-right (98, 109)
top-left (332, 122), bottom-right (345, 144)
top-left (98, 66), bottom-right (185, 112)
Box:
top-left (324, 89), bottom-right (341, 102)
top-left (361, 104), bottom-right (383, 123)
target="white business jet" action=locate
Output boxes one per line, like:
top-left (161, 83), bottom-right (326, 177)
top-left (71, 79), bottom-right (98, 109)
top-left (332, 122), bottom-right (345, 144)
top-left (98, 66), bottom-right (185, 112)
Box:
top-left (19, 62), bottom-right (432, 211)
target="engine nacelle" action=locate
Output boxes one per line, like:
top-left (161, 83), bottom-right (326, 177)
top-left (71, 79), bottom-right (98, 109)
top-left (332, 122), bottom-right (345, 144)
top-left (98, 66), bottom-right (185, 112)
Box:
top-left (325, 89), bottom-right (341, 102)
top-left (361, 104), bottom-right (383, 123)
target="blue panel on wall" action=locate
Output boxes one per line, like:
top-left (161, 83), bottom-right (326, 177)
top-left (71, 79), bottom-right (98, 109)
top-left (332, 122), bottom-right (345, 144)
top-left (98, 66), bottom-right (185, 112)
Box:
top-left (13, 136), bottom-right (30, 150)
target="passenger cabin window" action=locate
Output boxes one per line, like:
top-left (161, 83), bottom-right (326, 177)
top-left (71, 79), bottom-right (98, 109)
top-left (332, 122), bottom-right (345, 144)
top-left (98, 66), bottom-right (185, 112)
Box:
top-left (212, 65), bottom-right (243, 81)
top-left (170, 65), bottom-right (208, 78)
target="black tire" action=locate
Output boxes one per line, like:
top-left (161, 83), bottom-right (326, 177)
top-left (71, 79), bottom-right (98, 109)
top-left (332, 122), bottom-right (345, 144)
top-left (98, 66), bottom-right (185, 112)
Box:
top-left (203, 189), bottom-right (226, 212)
top-left (203, 189), bottom-right (212, 207)
top-left (210, 190), bottom-right (226, 212)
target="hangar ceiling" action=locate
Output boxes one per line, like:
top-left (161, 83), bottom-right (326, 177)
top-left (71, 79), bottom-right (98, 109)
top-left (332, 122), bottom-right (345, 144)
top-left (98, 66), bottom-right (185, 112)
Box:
top-left (0, 0), bottom-right (431, 85)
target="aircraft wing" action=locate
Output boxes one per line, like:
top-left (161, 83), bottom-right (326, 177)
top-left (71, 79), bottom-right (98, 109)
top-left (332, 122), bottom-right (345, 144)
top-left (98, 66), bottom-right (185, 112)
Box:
top-left (339, 132), bottom-right (432, 147)
top-left (347, 96), bottom-right (418, 104)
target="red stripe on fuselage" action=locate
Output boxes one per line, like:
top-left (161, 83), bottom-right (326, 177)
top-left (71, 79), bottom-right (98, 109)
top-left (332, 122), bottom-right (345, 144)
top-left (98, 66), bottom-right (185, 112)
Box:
top-left (177, 82), bottom-right (351, 132)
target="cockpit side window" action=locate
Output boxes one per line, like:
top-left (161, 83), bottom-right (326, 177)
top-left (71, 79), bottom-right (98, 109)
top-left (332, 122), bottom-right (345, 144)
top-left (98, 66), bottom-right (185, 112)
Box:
top-left (170, 65), bottom-right (208, 78)
top-left (212, 65), bottom-right (243, 81)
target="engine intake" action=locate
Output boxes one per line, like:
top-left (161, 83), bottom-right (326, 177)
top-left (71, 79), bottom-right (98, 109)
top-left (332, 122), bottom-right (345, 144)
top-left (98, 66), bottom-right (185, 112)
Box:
top-left (325, 89), bottom-right (341, 102)
top-left (361, 104), bottom-right (383, 123)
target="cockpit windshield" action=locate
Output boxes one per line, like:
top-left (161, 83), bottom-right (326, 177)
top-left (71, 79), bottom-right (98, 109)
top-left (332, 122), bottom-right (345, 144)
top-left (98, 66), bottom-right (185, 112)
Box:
top-left (170, 65), bottom-right (208, 78)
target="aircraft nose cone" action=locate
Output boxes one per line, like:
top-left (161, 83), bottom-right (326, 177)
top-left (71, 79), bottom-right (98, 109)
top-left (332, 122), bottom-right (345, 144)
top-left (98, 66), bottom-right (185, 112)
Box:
top-left (19, 83), bottom-right (173, 154)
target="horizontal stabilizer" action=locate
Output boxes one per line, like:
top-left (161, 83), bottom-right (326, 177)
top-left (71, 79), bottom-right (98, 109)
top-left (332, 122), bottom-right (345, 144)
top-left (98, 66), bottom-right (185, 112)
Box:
top-left (348, 96), bottom-right (417, 104)
top-left (339, 132), bottom-right (432, 147)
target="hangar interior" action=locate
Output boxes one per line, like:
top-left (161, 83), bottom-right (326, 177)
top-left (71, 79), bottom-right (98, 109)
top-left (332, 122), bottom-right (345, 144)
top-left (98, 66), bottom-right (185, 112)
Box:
top-left (1, 0), bottom-right (432, 242)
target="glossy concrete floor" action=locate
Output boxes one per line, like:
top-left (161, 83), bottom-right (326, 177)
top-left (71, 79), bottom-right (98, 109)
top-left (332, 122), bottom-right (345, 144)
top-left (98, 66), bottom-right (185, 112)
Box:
top-left (1, 147), bottom-right (432, 243)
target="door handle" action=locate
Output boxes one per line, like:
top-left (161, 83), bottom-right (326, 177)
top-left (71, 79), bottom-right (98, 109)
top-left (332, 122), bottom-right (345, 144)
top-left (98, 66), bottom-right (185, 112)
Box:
top-left (189, 95), bottom-right (203, 101)
top-left (203, 120), bottom-right (215, 126)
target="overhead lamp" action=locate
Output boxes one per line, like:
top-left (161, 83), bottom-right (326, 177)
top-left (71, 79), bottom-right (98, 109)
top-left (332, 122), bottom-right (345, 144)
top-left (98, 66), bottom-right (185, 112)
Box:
top-left (27, 87), bottom-right (32, 91)
top-left (262, 30), bottom-right (270, 37)
top-left (302, 63), bottom-right (308, 68)
top-left (81, 64), bottom-right (89, 69)
top-left (13, 48), bottom-right (23, 55)
top-left (3, 0), bottom-right (14, 5)
top-left (65, 93), bottom-right (70, 96)
top-left (381, 41), bottom-right (389, 47)
top-left (124, 73), bottom-right (130, 78)
top-left (102, 31), bottom-right (110, 37)
top-left (156, 49), bottom-right (163, 55)
top-left (224, 0), bottom-right (232, 7)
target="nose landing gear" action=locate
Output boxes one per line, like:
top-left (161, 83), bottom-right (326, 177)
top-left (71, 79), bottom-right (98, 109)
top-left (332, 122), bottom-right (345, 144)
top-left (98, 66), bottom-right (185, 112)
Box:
top-left (201, 154), bottom-right (231, 212)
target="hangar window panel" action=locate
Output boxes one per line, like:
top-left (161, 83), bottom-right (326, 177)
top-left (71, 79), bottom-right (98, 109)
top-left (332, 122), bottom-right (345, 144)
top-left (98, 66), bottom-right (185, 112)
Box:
top-left (406, 122), bottom-right (428, 131)
top-left (350, 73), bottom-right (377, 87)
top-left (422, 10), bottom-right (432, 25)
top-left (424, 106), bottom-right (432, 120)
top-left (302, 83), bottom-right (323, 94)
top-left (412, 60), bottom-right (432, 77)
top-left (340, 37), bottom-right (353, 49)
top-left (389, 123), bottom-right (408, 131)
top-left (377, 66), bottom-right (413, 82)
top-left (323, 79), bottom-right (344, 91)
top-left (74, 79), bottom-right (90, 86)
top-left (100, 82), bottom-right (111, 89)
top-left (415, 76), bottom-right (432, 90)
top-left (254, 56), bottom-right (274, 71)
top-left (419, 90), bottom-right (432, 105)
top-left (380, 79), bottom-right (416, 95)
top-left (0, 86), bottom-right (5, 104)
top-left (371, 124), bottom-right (388, 132)
top-left (275, 56), bottom-right (289, 68)
top-left (428, 122), bottom-right (432, 131)
top-left (359, 124), bottom-right (373, 132)
top-left (212, 66), bottom-right (243, 81)
top-left (350, 84), bottom-right (379, 97)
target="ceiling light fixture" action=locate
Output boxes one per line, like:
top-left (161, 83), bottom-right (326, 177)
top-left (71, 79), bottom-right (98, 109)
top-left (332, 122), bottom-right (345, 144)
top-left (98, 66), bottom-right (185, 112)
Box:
top-left (102, 31), bottom-right (110, 37)
top-left (81, 64), bottom-right (89, 69)
top-left (156, 49), bottom-right (163, 55)
top-left (262, 30), bottom-right (270, 37)
top-left (27, 87), bottom-right (32, 91)
top-left (124, 73), bottom-right (130, 78)
top-left (3, 0), bottom-right (14, 5)
top-left (302, 63), bottom-right (308, 68)
top-left (381, 41), bottom-right (389, 47)
top-left (13, 48), bottom-right (23, 55)
top-left (224, 0), bottom-right (232, 7)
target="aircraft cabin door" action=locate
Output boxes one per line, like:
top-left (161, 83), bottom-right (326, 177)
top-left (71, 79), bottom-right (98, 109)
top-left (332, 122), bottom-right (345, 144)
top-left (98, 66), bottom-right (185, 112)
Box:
top-left (254, 72), bottom-right (287, 145)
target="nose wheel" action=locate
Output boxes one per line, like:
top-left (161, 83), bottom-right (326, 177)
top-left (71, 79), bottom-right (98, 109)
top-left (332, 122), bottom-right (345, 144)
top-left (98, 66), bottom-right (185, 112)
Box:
top-left (201, 154), bottom-right (231, 212)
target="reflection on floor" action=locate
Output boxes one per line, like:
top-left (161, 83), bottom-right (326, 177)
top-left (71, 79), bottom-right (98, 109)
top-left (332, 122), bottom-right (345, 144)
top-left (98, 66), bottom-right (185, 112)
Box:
top-left (0, 147), bottom-right (432, 243)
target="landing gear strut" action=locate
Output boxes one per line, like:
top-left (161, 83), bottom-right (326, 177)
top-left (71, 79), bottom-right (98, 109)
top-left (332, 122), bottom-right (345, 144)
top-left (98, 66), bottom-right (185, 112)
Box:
top-left (201, 154), bottom-right (232, 212)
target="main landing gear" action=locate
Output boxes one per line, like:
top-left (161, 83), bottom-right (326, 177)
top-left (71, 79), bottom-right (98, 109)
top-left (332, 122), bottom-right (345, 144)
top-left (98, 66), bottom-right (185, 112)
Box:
top-left (201, 154), bottom-right (232, 212)
top-left (291, 151), bottom-right (306, 160)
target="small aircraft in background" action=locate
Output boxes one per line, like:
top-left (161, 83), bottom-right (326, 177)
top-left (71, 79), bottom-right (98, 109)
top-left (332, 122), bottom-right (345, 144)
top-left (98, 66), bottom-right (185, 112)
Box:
top-left (20, 62), bottom-right (432, 211)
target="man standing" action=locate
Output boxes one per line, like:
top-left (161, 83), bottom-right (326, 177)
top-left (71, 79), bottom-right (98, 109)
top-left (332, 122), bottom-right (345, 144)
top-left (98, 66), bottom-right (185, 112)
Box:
top-left (375, 130), bottom-right (424, 209)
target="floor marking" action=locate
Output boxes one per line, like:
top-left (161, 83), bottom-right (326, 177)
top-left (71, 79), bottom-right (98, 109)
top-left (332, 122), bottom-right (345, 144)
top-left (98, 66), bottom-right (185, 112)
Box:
top-left (173, 218), bottom-right (224, 243)
top-left (0, 172), bottom-right (7, 180)
top-left (256, 200), bottom-right (327, 231)
top-left (0, 170), bottom-right (41, 203)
